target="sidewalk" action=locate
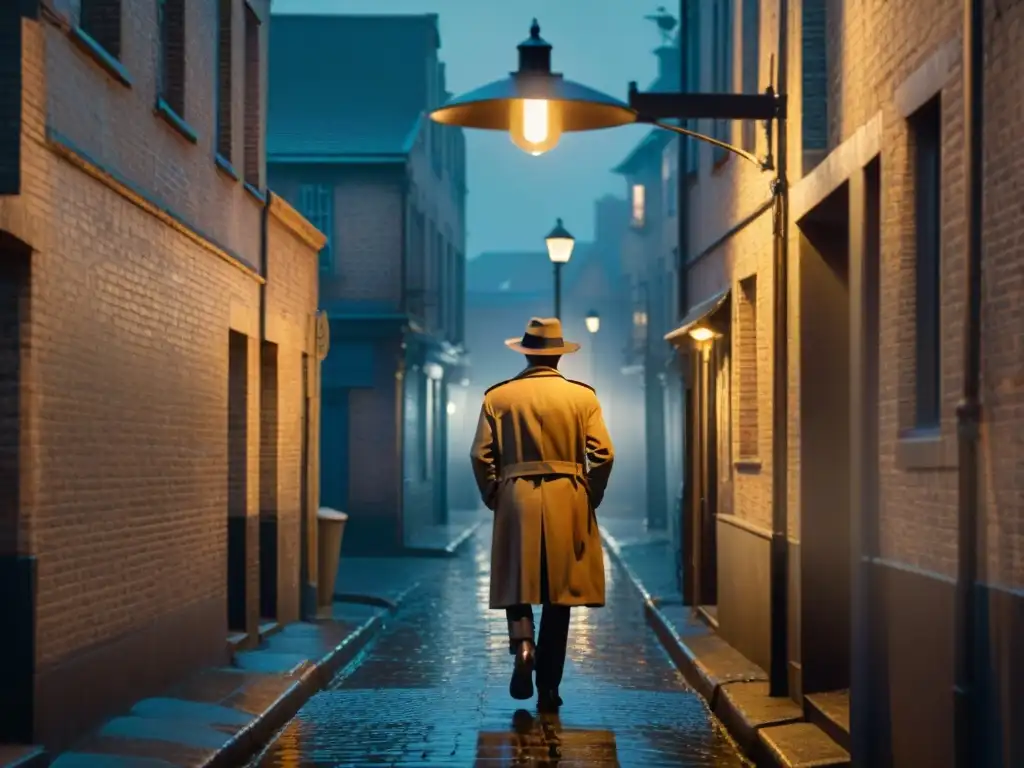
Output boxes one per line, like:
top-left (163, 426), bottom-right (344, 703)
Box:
top-left (46, 556), bottom-right (448, 768)
top-left (600, 522), bottom-right (851, 768)
top-left (403, 507), bottom-right (487, 556)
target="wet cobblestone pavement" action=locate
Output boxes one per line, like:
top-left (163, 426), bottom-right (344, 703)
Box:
top-left (255, 525), bottom-right (749, 767)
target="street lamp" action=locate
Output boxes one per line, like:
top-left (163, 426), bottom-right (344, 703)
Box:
top-left (430, 13), bottom-right (793, 699)
top-left (585, 309), bottom-right (601, 334)
top-left (586, 309), bottom-right (600, 389)
top-left (430, 19), bottom-right (780, 168)
top-left (545, 217), bottom-right (574, 319)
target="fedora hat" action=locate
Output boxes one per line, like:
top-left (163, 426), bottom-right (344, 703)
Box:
top-left (505, 317), bottom-right (581, 356)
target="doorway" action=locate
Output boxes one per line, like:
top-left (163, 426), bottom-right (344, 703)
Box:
top-left (259, 340), bottom-right (279, 623)
top-left (798, 183), bottom-right (852, 697)
top-left (227, 331), bottom-right (249, 633)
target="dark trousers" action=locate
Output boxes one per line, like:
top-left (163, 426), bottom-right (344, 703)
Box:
top-left (505, 531), bottom-right (571, 689)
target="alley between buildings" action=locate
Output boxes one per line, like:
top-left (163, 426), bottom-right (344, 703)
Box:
top-left (252, 525), bottom-right (747, 767)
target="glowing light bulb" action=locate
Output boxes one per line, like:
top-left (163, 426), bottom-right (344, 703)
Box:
top-left (510, 98), bottom-right (562, 156)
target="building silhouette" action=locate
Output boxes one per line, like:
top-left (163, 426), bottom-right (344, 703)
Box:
top-left (267, 13), bottom-right (468, 555)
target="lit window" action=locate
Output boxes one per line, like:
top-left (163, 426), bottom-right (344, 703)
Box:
top-left (631, 184), bottom-right (646, 227)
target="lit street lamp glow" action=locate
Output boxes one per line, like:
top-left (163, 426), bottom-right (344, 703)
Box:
top-left (512, 98), bottom-right (561, 156)
top-left (585, 310), bottom-right (601, 334)
top-left (545, 218), bottom-right (575, 264)
top-left (429, 19), bottom-right (636, 158)
top-left (688, 326), bottom-right (716, 343)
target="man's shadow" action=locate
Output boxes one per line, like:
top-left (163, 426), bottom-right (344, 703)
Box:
top-left (474, 709), bottom-right (619, 766)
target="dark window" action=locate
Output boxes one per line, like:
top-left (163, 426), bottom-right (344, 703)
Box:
top-left (737, 275), bottom-right (759, 457)
top-left (910, 97), bottom-right (941, 428)
top-left (157, 0), bottom-right (186, 116)
top-left (741, 0), bottom-right (760, 152)
top-left (243, 3), bottom-right (261, 188)
top-left (712, 0), bottom-right (734, 165)
top-left (298, 184), bottom-right (334, 275)
top-left (683, 0), bottom-right (700, 174)
top-left (216, 0), bottom-right (233, 160)
top-left (80, 0), bottom-right (122, 59)
top-left (801, 0), bottom-right (828, 150)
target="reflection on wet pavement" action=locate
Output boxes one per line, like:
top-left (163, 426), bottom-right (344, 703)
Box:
top-left (256, 526), bottom-right (749, 766)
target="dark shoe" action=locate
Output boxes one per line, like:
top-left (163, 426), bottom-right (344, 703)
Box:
top-left (510, 641), bottom-right (536, 700)
top-left (537, 687), bottom-right (563, 712)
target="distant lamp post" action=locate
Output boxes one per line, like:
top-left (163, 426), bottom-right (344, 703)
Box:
top-left (545, 218), bottom-right (575, 319)
top-left (585, 309), bottom-right (601, 334)
top-left (586, 309), bottom-right (601, 389)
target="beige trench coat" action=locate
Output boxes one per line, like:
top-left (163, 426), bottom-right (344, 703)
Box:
top-left (470, 366), bottom-right (615, 609)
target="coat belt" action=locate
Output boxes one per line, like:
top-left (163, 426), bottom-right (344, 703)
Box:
top-left (499, 460), bottom-right (594, 562)
top-left (499, 460), bottom-right (584, 481)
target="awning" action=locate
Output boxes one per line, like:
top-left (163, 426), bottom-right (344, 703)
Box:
top-left (664, 288), bottom-right (731, 345)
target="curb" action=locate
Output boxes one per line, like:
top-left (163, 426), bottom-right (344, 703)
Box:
top-left (403, 520), bottom-right (483, 558)
top-left (204, 581), bottom-right (422, 768)
top-left (600, 528), bottom-right (719, 701)
top-left (600, 529), bottom-right (765, 765)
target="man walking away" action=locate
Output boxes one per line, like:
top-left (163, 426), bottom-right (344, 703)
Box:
top-left (470, 317), bottom-right (615, 712)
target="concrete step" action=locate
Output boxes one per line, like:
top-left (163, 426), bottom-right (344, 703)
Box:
top-left (804, 690), bottom-right (851, 752)
top-left (0, 745), bottom-right (48, 768)
top-left (758, 722), bottom-right (851, 768)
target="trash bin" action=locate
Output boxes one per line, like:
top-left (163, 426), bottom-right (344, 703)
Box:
top-left (316, 508), bottom-right (348, 612)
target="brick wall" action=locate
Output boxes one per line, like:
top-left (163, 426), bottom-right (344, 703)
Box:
top-left (265, 194), bottom-right (320, 623)
top-left (0, 1), bottom-right (322, 747)
top-left (680, 0), bottom-right (801, 535)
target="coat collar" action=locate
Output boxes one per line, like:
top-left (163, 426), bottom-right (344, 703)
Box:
top-left (516, 365), bottom-right (565, 380)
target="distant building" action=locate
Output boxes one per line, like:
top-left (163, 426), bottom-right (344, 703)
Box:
top-left (267, 13), bottom-right (468, 554)
top-left (612, 32), bottom-right (684, 532)
top-left (465, 196), bottom-right (643, 512)
top-left (0, 0), bottom-right (323, 750)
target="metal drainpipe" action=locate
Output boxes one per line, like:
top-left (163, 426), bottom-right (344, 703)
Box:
top-left (677, 0), bottom-right (690, 319)
top-left (953, 0), bottom-right (983, 764)
top-left (259, 193), bottom-right (269, 340)
top-left (768, 0), bottom-right (791, 698)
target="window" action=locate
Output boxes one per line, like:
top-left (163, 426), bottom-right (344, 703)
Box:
top-left (216, 0), bottom-right (233, 160)
top-left (243, 3), bottom-right (261, 188)
top-left (737, 275), bottom-right (759, 457)
top-left (631, 184), bottom-right (646, 227)
top-left (802, 0), bottom-right (828, 151)
top-left (157, 0), bottom-right (186, 116)
top-left (298, 184), bottom-right (334, 275)
top-left (683, 0), bottom-right (700, 174)
top-left (712, 0), bottom-right (734, 165)
top-left (663, 147), bottom-right (677, 216)
top-left (80, 0), bottom-right (122, 59)
top-left (741, 0), bottom-right (760, 152)
top-left (910, 97), bottom-right (942, 428)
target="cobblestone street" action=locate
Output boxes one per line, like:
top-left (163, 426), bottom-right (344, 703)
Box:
top-left (253, 525), bottom-right (748, 766)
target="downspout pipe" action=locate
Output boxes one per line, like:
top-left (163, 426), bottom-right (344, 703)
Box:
top-left (953, 0), bottom-right (983, 764)
top-left (677, 0), bottom-right (690, 318)
top-left (768, 0), bottom-right (791, 698)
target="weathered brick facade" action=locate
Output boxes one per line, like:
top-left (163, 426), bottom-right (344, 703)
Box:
top-left (0, 0), bottom-right (323, 750)
top-left (267, 13), bottom-right (467, 554)
top-left (669, 0), bottom-right (1024, 764)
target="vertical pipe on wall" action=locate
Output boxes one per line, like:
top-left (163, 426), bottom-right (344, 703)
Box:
top-left (953, 0), bottom-right (983, 765)
top-left (769, 0), bottom-right (791, 698)
top-left (677, 0), bottom-right (690, 319)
